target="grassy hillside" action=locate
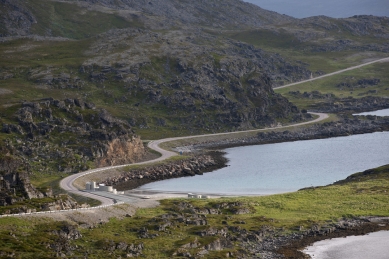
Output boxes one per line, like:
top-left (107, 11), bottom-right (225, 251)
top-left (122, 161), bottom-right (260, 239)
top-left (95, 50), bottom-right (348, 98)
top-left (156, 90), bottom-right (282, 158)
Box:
top-left (275, 61), bottom-right (389, 109)
top-left (227, 28), bottom-right (388, 74)
top-left (1, 164), bottom-right (389, 258)
top-left (27, 0), bottom-right (141, 39)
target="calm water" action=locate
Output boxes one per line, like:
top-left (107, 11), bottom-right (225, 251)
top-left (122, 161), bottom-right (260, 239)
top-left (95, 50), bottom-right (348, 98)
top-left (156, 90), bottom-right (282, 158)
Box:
top-left (136, 131), bottom-right (389, 195)
top-left (354, 108), bottom-right (389, 116)
top-left (245, 0), bottom-right (389, 18)
top-left (304, 231), bottom-right (389, 259)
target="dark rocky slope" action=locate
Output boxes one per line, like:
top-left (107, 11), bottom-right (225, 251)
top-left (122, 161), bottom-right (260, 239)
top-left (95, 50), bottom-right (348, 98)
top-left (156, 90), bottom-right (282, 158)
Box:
top-left (0, 98), bottom-right (146, 213)
top-left (2, 98), bottom-right (146, 173)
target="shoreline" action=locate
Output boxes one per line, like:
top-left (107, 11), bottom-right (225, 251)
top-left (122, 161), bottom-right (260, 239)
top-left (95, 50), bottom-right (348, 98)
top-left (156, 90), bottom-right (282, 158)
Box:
top-left (280, 217), bottom-right (389, 259)
top-left (303, 230), bottom-right (389, 259)
top-left (105, 115), bottom-right (389, 195)
top-left (61, 112), bottom-right (389, 258)
top-left (113, 116), bottom-right (389, 258)
top-left (103, 151), bottom-right (229, 191)
top-left (185, 115), bottom-right (389, 151)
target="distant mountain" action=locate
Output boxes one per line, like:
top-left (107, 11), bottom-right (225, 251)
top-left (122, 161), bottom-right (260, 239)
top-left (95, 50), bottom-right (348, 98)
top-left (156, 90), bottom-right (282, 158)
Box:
top-left (57, 0), bottom-right (296, 29)
top-left (0, 0), bottom-right (296, 38)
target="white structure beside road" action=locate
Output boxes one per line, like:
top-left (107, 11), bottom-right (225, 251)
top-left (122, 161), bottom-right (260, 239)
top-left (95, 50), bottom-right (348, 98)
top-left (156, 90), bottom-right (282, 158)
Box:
top-left (85, 181), bottom-right (124, 195)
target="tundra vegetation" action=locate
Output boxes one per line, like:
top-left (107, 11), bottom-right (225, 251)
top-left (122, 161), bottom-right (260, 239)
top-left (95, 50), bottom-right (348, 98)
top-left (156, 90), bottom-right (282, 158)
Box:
top-left (0, 0), bottom-right (389, 257)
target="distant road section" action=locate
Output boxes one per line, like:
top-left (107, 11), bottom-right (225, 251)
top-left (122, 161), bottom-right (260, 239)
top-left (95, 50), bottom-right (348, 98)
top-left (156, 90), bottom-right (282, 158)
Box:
top-left (274, 57), bottom-right (389, 90)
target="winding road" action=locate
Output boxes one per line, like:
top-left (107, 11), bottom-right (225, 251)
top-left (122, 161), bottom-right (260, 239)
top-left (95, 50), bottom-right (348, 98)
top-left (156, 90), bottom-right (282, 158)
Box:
top-left (60, 57), bottom-right (389, 206)
top-left (60, 112), bottom-right (329, 205)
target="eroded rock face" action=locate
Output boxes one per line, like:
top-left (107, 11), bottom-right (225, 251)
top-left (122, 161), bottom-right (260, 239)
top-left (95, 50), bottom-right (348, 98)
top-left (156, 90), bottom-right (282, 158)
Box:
top-left (96, 136), bottom-right (145, 167)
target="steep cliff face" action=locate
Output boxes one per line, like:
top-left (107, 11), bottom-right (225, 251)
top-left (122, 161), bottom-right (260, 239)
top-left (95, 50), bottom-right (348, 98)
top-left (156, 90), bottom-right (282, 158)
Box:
top-left (96, 136), bottom-right (145, 167)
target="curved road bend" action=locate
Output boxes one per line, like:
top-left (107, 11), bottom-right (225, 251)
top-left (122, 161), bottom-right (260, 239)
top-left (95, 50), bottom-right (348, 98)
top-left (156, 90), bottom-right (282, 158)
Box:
top-left (274, 57), bottom-right (389, 90)
top-left (60, 112), bottom-right (328, 205)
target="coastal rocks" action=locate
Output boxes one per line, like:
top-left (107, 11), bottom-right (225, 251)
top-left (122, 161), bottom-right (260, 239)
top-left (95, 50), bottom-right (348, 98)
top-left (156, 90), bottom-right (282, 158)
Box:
top-left (310, 96), bottom-right (389, 113)
top-left (102, 152), bottom-right (227, 190)
top-left (40, 195), bottom-right (83, 212)
top-left (277, 217), bottom-right (389, 258)
top-left (186, 115), bottom-right (389, 151)
top-left (137, 227), bottom-right (159, 239)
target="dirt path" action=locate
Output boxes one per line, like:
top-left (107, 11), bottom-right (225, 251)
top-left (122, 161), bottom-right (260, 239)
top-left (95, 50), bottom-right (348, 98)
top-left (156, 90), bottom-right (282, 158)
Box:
top-left (274, 57), bottom-right (389, 90)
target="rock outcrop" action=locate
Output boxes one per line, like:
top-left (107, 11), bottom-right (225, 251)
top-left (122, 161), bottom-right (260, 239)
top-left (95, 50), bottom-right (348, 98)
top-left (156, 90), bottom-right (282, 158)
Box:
top-left (0, 98), bottom-right (145, 213)
top-left (310, 96), bottom-right (389, 113)
top-left (2, 98), bottom-right (146, 175)
top-left (103, 152), bottom-right (227, 190)
top-left (0, 0), bottom-right (36, 37)
top-left (182, 115), bottom-right (389, 151)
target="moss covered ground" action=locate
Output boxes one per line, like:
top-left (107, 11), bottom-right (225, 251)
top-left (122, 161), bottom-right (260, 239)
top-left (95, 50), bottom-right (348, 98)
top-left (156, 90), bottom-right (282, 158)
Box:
top-left (0, 164), bottom-right (388, 258)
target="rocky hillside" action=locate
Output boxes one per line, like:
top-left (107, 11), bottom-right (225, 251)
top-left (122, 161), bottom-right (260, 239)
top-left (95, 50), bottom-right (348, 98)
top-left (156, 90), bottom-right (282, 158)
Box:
top-left (1, 98), bottom-right (145, 173)
top-left (0, 0), bottom-right (316, 137)
top-left (0, 98), bottom-right (146, 213)
top-left (287, 15), bottom-right (389, 52)
top-left (0, 1), bottom-right (386, 139)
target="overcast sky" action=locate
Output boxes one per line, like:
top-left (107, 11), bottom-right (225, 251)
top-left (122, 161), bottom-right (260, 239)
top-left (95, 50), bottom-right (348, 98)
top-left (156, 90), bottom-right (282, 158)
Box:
top-left (244, 0), bottom-right (389, 18)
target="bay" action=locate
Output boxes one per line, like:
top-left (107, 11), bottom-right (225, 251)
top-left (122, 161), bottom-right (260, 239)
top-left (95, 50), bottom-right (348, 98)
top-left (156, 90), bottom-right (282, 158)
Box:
top-left (244, 0), bottom-right (389, 18)
top-left (303, 231), bottom-right (389, 259)
top-left (136, 131), bottom-right (389, 195)
top-left (354, 108), bottom-right (389, 116)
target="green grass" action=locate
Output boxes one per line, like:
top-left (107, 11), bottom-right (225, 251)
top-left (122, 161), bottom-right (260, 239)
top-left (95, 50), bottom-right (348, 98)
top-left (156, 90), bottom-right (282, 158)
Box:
top-left (25, 0), bottom-right (142, 39)
top-left (275, 61), bottom-right (389, 109)
top-left (0, 165), bottom-right (389, 258)
top-left (0, 38), bottom-right (91, 67)
top-left (1, 164), bottom-right (389, 258)
top-left (226, 28), bottom-right (388, 74)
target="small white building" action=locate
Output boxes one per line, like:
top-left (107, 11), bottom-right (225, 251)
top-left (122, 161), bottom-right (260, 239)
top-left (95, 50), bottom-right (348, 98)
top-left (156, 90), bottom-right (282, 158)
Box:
top-left (86, 182), bottom-right (117, 194)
